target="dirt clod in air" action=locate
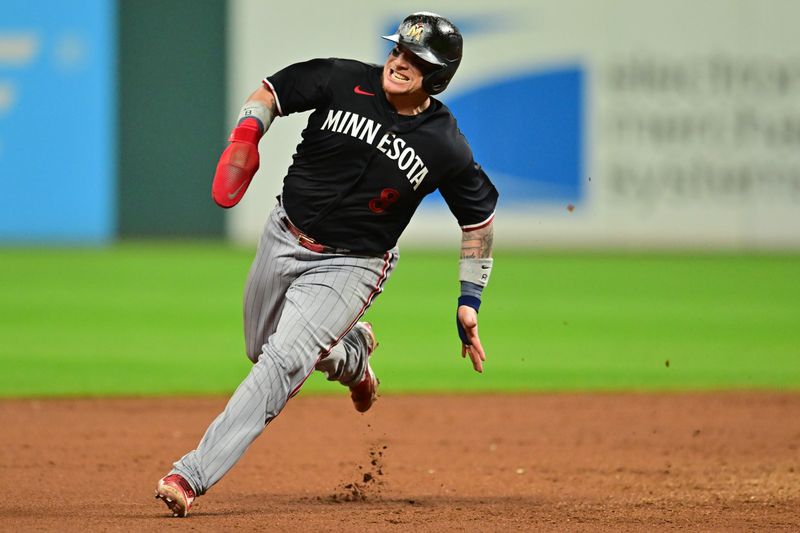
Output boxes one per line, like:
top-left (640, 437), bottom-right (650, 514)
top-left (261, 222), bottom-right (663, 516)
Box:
top-left (330, 443), bottom-right (387, 502)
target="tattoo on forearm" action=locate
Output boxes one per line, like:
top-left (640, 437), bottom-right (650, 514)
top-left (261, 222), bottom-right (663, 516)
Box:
top-left (460, 224), bottom-right (494, 259)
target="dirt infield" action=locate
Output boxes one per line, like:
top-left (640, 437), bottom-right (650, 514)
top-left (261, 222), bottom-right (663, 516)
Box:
top-left (1, 393), bottom-right (798, 531)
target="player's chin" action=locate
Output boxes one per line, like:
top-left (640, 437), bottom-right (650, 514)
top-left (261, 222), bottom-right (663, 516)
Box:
top-left (382, 78), bottom-right (403, 93)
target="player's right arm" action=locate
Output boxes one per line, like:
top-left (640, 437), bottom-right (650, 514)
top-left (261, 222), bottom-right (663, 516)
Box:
top-left (211, 85), bottom-right (278, 208)
top-left (243, 85), bottom-right (278, 115)
top-left (212, 56), bottom-right (335, 208)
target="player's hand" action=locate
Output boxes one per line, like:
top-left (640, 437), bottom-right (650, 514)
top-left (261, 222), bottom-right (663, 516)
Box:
top-left (457, 305), bottom-right (486, 373)
top-left (212, 119), bottom-right (262, 208)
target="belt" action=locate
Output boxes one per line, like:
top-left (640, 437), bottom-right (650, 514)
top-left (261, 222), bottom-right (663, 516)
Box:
top-left (281, 217), bottom-right (350, 254)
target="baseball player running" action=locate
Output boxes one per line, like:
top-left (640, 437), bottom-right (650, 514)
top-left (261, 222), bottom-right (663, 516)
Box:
top-left (155, 12), bottom-right (498, 517)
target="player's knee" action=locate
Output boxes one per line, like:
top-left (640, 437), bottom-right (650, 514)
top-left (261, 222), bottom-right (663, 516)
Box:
top-left (256, 342), bottom-right (310, 380)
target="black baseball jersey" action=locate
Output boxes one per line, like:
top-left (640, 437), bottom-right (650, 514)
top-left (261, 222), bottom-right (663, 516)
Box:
top-left (263, 58), bottom-right (498, 255)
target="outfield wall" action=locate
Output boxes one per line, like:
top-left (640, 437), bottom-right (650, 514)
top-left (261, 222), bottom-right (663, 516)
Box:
top-left (228, 0), bottom-right (800, 249)
top-left (2, 1), bottom-right (798, 249)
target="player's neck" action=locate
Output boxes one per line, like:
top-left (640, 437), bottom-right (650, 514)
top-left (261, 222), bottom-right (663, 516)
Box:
top-left (385, 91), bottom-right (431, 116)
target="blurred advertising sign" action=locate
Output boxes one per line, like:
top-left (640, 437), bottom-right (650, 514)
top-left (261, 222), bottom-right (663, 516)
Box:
top-left (446, 65), bottom-right (584, 206)
top-left (0, 0), bottom-right (115, 243)
top-left (229, 0), bottom-right (800, 249)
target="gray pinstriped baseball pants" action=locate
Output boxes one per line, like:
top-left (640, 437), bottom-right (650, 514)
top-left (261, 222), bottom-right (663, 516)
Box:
top-left (171, 204), bottom-right (398, 494)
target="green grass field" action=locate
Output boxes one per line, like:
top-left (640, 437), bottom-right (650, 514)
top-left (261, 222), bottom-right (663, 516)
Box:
top-left (1, 244), bottom-right (798, 397)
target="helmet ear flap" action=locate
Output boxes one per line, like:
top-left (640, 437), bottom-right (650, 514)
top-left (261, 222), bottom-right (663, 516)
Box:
top-left (423, 58), bottom-right (462, 95)
top-left (422, 71), bottom-right (442, 95)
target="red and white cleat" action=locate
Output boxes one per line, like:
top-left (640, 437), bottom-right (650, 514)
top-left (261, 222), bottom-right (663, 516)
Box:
top-left (349, 322), bottom-right (380, 413)
top-left (155, 474), bottom-right (196, 518)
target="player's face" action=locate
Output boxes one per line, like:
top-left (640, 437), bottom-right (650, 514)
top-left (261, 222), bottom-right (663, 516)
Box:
top-left (383, 45), bottom-right (435, 96)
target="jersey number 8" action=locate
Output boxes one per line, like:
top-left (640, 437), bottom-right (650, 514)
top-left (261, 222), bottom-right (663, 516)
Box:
top-left (369, 188), bottom-right (400, 214)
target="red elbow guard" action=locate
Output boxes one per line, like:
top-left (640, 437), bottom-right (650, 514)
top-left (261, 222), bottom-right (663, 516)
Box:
top-left (211, 118), bottom-right (264, 208)
top-left (229, 117), bottom-right (264, 145)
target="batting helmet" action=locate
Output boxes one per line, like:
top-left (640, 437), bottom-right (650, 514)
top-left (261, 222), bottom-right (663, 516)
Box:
top-left (382, 12), bottom-right (463, 95)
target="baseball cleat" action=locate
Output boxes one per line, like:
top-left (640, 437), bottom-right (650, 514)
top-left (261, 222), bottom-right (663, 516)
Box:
top-left (350, 322), bottom-right (380, 413)
top-left (155, 474), bottom-right (196, 518)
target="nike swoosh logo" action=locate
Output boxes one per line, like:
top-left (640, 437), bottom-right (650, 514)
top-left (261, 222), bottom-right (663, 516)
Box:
top-left (227, 180), bottom-right (248, 200)
top-left (481, 265), bottom-right (491, 269)
top-left (354, 85), bottom-right (375, 96)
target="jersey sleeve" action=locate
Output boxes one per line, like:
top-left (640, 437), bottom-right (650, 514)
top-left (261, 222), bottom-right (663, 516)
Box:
top-left (439, 159), bottom-right (499, 231)
top-left (263, 58), bottom-right (335, 116)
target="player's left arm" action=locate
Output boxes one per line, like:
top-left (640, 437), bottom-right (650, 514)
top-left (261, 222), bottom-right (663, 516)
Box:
top-left (439, 153), bottom-right (498, 373)
top-left (457, 220), bottom-right (494, 373)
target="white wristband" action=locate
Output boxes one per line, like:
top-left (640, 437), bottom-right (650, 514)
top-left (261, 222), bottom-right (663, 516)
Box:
top-left (459, 258), bottom-right (493, 287)
top-left (238, 101), bottom-right (274, 132)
